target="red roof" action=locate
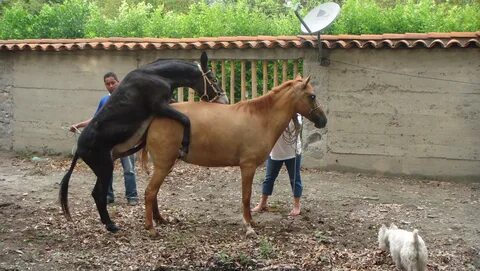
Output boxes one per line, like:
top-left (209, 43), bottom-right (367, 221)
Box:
top-left (0, 32), bottom-right (478, 51)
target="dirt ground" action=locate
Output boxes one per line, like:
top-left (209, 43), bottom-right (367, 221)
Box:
top-left (0, 152), bottom-right (479, 271)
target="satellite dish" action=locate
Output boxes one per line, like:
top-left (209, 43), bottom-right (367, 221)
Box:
top-left (300, 2), bottom-right (340, 34)
top-left (289, 2), bottom-right (341, 66)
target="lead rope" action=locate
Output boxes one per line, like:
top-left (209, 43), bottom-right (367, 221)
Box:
top-left (71, 126), bottom-right (81, 155)
top-left (62, 125), bottom-right (81, 155)
top-left (292, 116), bottom-right (303, 209)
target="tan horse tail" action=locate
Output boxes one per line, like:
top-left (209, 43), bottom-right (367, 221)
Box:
top-left (140, 144), bottom-right (150, 175)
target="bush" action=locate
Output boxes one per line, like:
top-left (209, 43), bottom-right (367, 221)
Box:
top-left (331, 0), bottom-right (480, 34)
top-left (0, 5), bottom-right (33, 39)
top-left (0, 0), bottom-right (479, 39)
top-left (31, 0), bottom-right (91, 39)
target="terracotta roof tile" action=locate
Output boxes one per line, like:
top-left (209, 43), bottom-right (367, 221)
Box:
top-left (412, 40), bottom-right (429, 48)
top-left (381, 34), bottom-right (408, 39)
top-left (0, 33), bottom-right (478, 52)
top-left (404, 33), bottom-right (429, 39)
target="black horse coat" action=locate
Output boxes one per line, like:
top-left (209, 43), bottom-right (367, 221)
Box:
top-left (60, 53), bottom-right (227, 233)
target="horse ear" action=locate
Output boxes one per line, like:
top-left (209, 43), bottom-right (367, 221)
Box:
top-left (303, 75), bottom-right (311, 87)
top-left (200, 52), bottom-right (208, 72)
top-left (295, 74), bottom-right (302, 80)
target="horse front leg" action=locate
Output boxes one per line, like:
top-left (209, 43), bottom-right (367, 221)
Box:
top-left (240, 164), bottom-right (257, 238)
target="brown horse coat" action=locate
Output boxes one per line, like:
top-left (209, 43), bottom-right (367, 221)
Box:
top-left (143, 76), bottom-right (327, 237)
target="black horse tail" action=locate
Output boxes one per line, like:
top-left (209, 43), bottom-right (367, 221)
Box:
top-left (59, 152), bottom-right (79, 221)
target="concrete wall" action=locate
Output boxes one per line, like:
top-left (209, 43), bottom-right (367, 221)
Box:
top-left (0, 52), bottom-right (14, 150)
top-left (0, 48), bottom-right (308, 154)
top-left (0, 48), bottom-right (479, 180)
top-left (302, 48), bottom-right (480, 180)
top-left (5, 51), bottom-right (139, 153)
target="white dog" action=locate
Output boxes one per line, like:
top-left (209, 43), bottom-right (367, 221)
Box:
top-left (378, 223), bottom-right (428, 271)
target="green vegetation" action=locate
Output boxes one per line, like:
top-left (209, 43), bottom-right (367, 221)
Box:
top-left (213, 250), bottom-right (256, 269)
top-left (0, 0), bottom-right (478, 39)
top-left (259, 238), bottom-right (275, 259)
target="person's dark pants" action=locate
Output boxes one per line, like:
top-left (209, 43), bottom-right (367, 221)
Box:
top-left (261, 155), bottom-right (302, 198)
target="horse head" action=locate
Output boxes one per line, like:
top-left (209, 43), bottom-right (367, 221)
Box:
top-left (292, 75), bottom-right (327, 128)
top-left (194, 52), bottom-right (229, 104)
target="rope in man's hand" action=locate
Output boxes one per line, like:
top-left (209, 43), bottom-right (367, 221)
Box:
top-left (61, 126), bottom-right (81, 155)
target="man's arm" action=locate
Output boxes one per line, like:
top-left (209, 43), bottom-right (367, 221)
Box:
top-left (70, 95), bottom-right (109, 133)
top-left (69, 118), bottom-right (92, 132)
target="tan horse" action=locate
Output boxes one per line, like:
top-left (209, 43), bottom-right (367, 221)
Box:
top-left (142, 75), bottom-right (327, 237)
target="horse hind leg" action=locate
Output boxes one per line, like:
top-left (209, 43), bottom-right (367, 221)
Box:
top-left (153, 197), bottom-right (167, 225)
top-left (83, 152), bottom-right (118, 233)
top-left (145, 162), bottom-right (175, 238)
top-left (240, 164), bottom-right (257, 238)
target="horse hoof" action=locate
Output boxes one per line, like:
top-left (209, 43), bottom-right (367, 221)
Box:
top-left (106, 223), bottom-right (120, 233)
top-left (246, 228), bottom-right (257, 238)
top-left (178, 149), bottom-right (186, 159)
top-left (154, 218), bottom-right (168, 225)
top-left (148, 228), bottom-right (160, 238)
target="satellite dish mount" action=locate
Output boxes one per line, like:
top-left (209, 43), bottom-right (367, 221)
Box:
top-left (292, 2), bottom-right (340, 66)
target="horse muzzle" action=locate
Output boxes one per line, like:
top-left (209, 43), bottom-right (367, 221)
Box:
top-left (215, 94), bottom-right (229, 104)
top-left (314, 115), bottom-right (327, 128)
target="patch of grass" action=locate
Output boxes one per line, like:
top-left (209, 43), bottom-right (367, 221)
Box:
top-left (237, 252), bottom-right (254, 267)
top-left (314, 230), bottom-right (335, 244)
top-left (215, 250), bottom-right (233, 266)
top-left (259, 238), bottom-right (274, 259)
top-left (212, 251), bottom-right (257, 270)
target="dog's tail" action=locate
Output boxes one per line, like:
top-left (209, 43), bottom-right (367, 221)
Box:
top-left (413, 229), bottom-right (424, 271)
top-left (59, 152), bottom-right (79, 221)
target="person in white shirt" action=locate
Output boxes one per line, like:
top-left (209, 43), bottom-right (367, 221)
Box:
top-left (252, 115), bottom-right (303, 216)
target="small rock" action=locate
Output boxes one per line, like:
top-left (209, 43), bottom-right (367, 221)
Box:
top-left (31, 156), bottom-right (49, 163)
top-left (466, 264), bottom-right (477, 271)
top-left (362, 196), bottom-right (380, 201)
top-left (450, 225), bottom-right (462, 231)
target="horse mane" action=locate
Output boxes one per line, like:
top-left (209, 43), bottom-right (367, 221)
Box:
top-left (148, 58), bottom-right (197, 67)
top-left (233, 79), bottom-right (301, 114)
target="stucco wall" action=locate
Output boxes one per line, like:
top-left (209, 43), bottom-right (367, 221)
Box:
top-left (1, 49), bottom-right (307, 154)
top-left (302, 48), bottom-right (480, 180)
top-left (0, 48), bottom-right (478, 180)
top-left (8, 51), bottom-right (139, 153)
top-left (0, 52), bottom-right (14, 150)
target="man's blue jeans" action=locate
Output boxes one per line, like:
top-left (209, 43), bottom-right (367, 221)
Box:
top-left (261, 155), bottom-right (302, 198)
top-left (107, 155), bottom-right (138, 200)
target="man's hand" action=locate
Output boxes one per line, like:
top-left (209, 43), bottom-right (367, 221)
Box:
top-left (69, 125), bottom-right (80, 133)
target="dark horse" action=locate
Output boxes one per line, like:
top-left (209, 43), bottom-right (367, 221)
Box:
top-left (59, 52), bottom-right (228, 233)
